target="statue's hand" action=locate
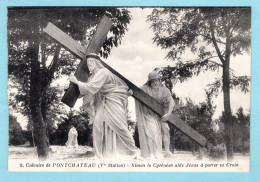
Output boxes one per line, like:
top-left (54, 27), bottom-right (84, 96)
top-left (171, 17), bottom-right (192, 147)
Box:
top-left (64, 83), bottom-right (70, 91)
top-left (127, 89), bottom-right (133, 96)
top-left (161, 112), bottom-right (171, 121)
top-left (69, 75), bottom-right (78, 84)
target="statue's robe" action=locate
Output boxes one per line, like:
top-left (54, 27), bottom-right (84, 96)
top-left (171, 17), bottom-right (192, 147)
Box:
top-left (79, 68), bottom-right (139, 159)
top-left (66, 127), bottom-right (78, 147)
top-left (135, 84), bottom-right (173, 158)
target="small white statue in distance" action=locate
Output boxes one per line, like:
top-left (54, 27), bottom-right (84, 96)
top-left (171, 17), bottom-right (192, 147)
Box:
top-left (66, 125), bottom-right (78, 147)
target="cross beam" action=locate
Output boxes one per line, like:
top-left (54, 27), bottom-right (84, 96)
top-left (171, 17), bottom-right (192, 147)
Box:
top-left (43, 18), bottom-right (207, 147)
top-left (44, 15), bottom-right (113, 107)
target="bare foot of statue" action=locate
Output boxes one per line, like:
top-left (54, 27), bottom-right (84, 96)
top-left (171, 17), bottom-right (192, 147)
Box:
top-left (165, 151), bottom-right (174, 158)
top-left (135, 155), bottom-right (144, 160)
top-left (155, 154), bottom-right (164, 160)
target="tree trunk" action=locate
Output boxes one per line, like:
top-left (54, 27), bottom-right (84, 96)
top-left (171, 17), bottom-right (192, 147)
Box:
top-left (169, 127), bottom-right (175, 154)
top-left (29, 39), bottom-right (49, 160)
top-left (198, 146), bottom-right (203, 159)
top-left (222, 35), bottom-right (233, 160)
top-left (41, 93), bottom-right (50, 140)
top-left (31, 106), bottom-right (49, 160)
top-left (209, 16), bottom-right (233, 160)
top-left (170, 135), bottom-right (175, 154)
top-left (191, 141), bottom-right (196, 156)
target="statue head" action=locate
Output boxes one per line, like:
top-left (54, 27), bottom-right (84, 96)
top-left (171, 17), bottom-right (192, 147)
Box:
top-left (86, 53), bottom-right (104, 72)
top-left (146, 71), bottom-right (162, 89)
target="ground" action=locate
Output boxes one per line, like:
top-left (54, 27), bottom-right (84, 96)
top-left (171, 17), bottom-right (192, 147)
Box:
top-left (9, 145), bottom-right (94, 161)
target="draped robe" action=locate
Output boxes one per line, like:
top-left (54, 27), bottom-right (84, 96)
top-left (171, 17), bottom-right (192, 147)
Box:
top-left (78, 68), bottom-right (139, 159)
top-left (135, 84), bottom-right (173, 158)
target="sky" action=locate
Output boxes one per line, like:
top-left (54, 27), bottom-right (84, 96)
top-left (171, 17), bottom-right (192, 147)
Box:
top-left (103, 8), bottom-right (251, 121)
top-left (14, 7), bottom-right (251, 129)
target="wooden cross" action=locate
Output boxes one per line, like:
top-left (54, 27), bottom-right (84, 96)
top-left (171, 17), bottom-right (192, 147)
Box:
top-left (44, 16), bottom-right (113, 107)
top-left (43, 16), bottom-right (207, 146)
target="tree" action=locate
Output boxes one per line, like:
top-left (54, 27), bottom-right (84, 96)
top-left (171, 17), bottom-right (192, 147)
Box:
top-left (173, 90), bottom-right (216, 154)
top-left (8, 7), bottom-right (131, 160)
top-left (234, 107), bottom-right (250, 154)
top-left (9, 114), bottom-right (26, 145)
top-left (148, 7), bottom-right (251, 160)
top-left (51, 108), bottom-right (135, 146)
top-left (50, 109), bottom-right (92, 146)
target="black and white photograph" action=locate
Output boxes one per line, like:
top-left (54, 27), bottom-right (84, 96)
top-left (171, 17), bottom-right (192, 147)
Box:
top-left (7, 7), bottom-right (251, 172)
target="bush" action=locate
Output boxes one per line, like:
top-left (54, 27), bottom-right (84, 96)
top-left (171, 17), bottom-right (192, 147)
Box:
top-left (9, 114), bottom-right (26, 145)
top-left (208, 143), bottom-right (226, 160)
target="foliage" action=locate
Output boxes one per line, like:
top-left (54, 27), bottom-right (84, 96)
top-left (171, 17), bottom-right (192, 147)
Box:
top-left (148, 7), bottom-right (251, 159)
top-left (235, 107), bottom-right (250, 127)
top-left (49, 109), bottom-right (92, 146)
top-left (208, 143), bottom-right (226, 160)
top-left (50, 107), bottom-right (136, 146)
top-left (8, 7), bottom-right (132, 118)
top-left (174, 91), bottom-right (215, 136)
top-left (169, 90), bottom-right (219, 152)
top-left (127, 110), bottom-right (136, 134)
top-left (233, 107), bottom-right (250, 153)
top-left (148, 8), bottom-right (250, 60)
top-left (148, 7), bottom-right (251, 94)
top-left (207, 75), bottom-right (250, 97)
top-left (216, 107), bottom-right (250, 154)
top-left (9, 114), bottom-right (26, 145)
top-left (8, 7), bottom-right (132, 158)
top-left (22, 130), bottom-right (34, 146)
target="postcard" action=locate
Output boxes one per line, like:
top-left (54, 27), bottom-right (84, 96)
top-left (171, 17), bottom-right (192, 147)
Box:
top-left (1, 1), bottom-right (260, 181)
top-left (5, 6), bottom-right (251, 172)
